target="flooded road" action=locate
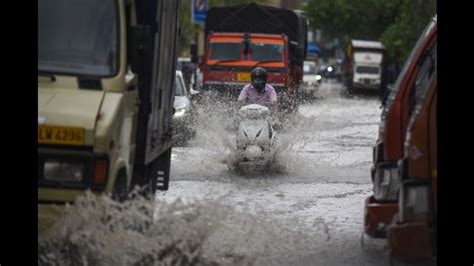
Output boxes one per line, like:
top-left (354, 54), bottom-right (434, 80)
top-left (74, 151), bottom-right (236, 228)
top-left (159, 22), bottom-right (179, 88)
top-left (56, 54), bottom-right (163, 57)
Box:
top-left (41, 81), bottom-right (426, 265)
top-left (158, 81), bottom-right (389, 265)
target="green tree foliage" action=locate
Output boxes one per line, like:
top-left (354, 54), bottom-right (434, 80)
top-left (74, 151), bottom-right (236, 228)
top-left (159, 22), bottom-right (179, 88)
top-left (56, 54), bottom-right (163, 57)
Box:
top-left (380, 0), bottom-right (436, 66)
top-left (304, 0), bottom-right (436, 65)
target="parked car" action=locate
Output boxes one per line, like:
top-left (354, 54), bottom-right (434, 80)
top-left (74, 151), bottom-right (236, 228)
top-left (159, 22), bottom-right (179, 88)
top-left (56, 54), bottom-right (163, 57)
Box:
top-left (173, 70), bottom-right (199, 145)
top-left (301, 60), bottom-right (322, 100)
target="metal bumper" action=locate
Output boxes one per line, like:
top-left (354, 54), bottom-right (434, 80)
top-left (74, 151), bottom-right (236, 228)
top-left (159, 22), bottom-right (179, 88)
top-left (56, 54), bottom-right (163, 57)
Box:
top-left (353, 82), bottom-right (380, 90)
top-left (387, 220), bottom-right (433, 261)
top-left (364, 195), bottom-right (398, 238)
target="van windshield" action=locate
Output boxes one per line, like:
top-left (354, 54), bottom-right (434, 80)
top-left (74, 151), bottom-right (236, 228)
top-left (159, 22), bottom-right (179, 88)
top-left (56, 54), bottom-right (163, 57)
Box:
top-left (38, 0), bottom-right (119, 77)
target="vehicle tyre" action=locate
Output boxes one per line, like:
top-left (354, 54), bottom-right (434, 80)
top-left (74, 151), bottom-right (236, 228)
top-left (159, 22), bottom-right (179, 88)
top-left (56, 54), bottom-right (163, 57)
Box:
top-left (112, 169), bottom-right (128, 202)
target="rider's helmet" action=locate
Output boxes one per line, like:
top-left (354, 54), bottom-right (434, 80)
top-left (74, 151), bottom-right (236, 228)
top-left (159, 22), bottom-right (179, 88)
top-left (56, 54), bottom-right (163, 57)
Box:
top-left (251, 67), bottom-right (268, 92)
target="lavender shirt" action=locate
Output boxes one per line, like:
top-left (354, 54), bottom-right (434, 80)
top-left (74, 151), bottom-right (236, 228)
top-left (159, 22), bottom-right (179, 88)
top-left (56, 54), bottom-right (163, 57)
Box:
top-left (238, 84), bottom-right (277, 108)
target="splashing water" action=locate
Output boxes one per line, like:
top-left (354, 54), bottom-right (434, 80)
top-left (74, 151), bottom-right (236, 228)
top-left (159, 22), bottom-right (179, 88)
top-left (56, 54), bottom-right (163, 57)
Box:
top-left (38, 189), bottom-right (234, 265)
top-left (186, 93), bottom-right (325, 177)
top-left (38, 189), bottom-right (333, 266)
top-left (39, 84), bottom-right (391, 266)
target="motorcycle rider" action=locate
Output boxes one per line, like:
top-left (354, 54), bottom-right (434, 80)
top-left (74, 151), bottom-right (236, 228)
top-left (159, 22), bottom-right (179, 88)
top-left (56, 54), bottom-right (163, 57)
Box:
top-left (237, 67), bottom-right (277, 112)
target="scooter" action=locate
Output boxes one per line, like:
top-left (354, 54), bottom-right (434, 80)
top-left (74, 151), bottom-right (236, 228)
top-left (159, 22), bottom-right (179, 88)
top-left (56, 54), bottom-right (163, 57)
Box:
top-left (236, 104), bottom-right (276, 164)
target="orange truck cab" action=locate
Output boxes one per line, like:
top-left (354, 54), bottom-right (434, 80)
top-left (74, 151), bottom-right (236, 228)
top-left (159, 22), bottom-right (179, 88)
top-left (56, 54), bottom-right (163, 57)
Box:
top-left (203, 32), bottom-right (289, 95)
top-left (387, 50), bottom-right (437, 261)
top-left (364, 16), bottom-right (437, 238)
top-left (202, 3), bottom-right (307, 109)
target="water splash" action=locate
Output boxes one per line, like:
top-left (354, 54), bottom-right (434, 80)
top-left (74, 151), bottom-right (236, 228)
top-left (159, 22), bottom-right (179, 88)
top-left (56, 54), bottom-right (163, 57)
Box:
top-left (186, 94), bottom-right (325, 177)
top-left (38, 189), bottom-right (331, 266)
top-left (38, 190), bottom-right (232, 265)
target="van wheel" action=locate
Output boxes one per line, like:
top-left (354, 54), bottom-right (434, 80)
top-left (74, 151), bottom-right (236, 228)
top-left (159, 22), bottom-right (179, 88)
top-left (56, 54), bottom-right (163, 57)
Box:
top-left (112, 169), bottom-right (128, 202)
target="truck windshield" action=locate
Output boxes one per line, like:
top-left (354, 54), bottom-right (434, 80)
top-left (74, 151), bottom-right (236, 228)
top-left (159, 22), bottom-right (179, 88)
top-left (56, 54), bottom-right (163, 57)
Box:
top-left (209, 42), bottom-right (242, 61)
top-left (356, 66), bottom-right (379, 74)
top-left (251, 43), bottom-right (283, 62)
top-left (38, 0), bottom-right (119, 77)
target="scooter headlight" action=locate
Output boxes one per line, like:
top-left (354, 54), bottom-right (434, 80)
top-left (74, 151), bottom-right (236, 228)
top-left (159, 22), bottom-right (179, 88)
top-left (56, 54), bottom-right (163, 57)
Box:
top-left (244, 145), bottom-right (263, 160)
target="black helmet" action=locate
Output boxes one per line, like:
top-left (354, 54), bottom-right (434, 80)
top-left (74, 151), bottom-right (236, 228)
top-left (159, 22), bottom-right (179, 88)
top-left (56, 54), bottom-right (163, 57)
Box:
top-left (251, 67), bottom-right (267, 91)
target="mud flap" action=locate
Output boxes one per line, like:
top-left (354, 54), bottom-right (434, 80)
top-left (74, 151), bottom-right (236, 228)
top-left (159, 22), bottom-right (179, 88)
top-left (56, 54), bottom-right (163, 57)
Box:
top-left (146, 147), bottom-right (171, 192)
top-left (364, 196), bottom-right (398, 238)
top-left (387, 217), bottom-right (433, 261)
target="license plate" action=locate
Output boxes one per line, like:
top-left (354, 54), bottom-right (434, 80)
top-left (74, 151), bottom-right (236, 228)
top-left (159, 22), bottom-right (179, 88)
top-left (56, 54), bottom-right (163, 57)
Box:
top-left (237, 72), bottom-right (251, 82)
top-left (38, 126), bottom-right (85, 145)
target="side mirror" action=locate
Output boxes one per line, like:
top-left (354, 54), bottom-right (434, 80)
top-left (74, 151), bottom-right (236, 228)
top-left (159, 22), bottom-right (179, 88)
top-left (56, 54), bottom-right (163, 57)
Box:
top-left (190, 44), bottom-right (198, 64)
top-left (129, 25), bottom-right (151, 74)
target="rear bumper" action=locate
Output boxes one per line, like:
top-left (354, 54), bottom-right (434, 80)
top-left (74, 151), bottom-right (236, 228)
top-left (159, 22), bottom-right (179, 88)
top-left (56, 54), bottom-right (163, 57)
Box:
top-left (353, 82), bottom-right (380, 90)
top-left (364, 196), bottom-right (398, 238)
top-left (387, 220), bottom-right (433, 261)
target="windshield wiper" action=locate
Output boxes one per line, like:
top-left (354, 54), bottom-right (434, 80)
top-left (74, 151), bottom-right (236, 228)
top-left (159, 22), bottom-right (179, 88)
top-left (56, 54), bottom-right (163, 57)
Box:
top-left (211, 59), bottom-right (241, 66)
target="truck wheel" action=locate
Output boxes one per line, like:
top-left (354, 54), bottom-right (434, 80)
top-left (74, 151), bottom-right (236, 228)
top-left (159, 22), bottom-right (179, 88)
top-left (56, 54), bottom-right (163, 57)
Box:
top-left (112, 169), bottom-right (128, 202)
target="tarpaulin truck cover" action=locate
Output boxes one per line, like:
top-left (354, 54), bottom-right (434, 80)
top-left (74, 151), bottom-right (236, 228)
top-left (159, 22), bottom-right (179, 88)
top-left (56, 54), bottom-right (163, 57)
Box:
top-left (205, 3), bottom-right (307, 62)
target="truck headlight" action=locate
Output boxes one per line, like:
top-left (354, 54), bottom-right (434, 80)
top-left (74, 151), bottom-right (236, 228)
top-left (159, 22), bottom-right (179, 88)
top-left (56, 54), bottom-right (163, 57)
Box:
top-left (373, 162), bottom-right (400, 201)
top-left (399, 180), bottom-right (432, 223)
top-left (44, 160), bottom-right (84, 182)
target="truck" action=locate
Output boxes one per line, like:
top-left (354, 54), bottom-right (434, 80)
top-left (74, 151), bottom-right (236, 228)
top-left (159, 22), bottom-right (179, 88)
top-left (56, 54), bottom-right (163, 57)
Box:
top-left (388, 60), bottom-right (437, 261)
top-left (363, 16), bottom-right (437, 259)
top-left (342, 39), bottom-right (386, 96)
top-left (38, 0), bottom-right (180, 233)
top-left (200, 3), bottom-right (308, 110)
